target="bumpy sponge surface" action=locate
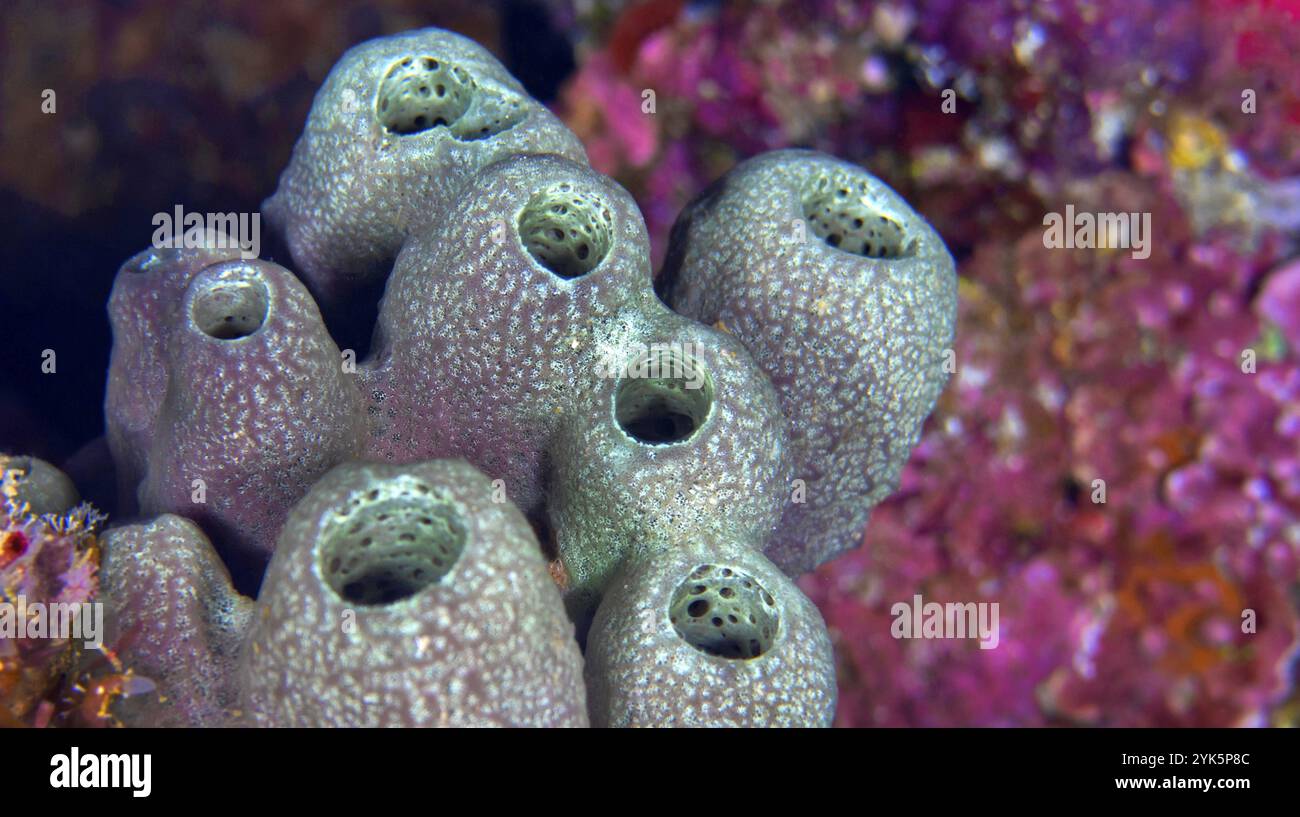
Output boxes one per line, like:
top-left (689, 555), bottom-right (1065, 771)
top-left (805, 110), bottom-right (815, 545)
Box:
top-left (660, 150), bottom-right (957, 574)
top-left (135, 259), bottom-right (368, 565)
top-left (100, 27), bottom-right (960, 728)
top-left (238, 460), bottom-right (588, 727)
top-left (584, 534), bottom-right (837, 727)
top-left (100, 514), bottom-right (254, 727)
top-left (263, 27), bottom-right (587, 305)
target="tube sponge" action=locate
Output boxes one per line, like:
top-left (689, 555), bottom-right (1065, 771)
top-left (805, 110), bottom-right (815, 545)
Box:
top-left (105, 239), bottom-right (248, 513)
top-left (362, 152), bottom-right (791, 618)
top-left (100, 26), bottom-right (960, 728)
top-left (547, 314), bottom-right (790, 620)
top-left (264, 27), bottom-right (587, 305)
top-left (660, 150), bottom-right (958, 574)
top-left (137, 259), bottom-right (367, 565)
top-left (238, 459), bottom-right (587, 727)
top-left (99, 514), bottom-right (254, 727)
top-left (584, 535), bottom-right (837, 727)
top-left (360, 153), bottom-right (656, 511)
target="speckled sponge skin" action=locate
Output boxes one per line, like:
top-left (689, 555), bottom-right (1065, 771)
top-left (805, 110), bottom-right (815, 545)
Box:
top-left (263, 27), bottom-right (587, 305)
top-left (136, 259), bottom-right (369, 564)
top-left (585, 535), bottom-right (837, 727)
top-left (237, 460), bottom-right (587, 727)
top-left (105, 236), bottom-right (248, 515)
top-left (100, 515), bottom-right (254, 728)
top-left (660, 150), bottom-right (958, 575)
top-left (364, 153), bottom-right (791, 614)
top-left (98, 27), bottom-right (959, 727)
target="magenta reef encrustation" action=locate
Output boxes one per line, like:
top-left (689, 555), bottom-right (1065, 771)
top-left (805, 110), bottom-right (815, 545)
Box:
top-left (92, 26), bottom-right (955, 727)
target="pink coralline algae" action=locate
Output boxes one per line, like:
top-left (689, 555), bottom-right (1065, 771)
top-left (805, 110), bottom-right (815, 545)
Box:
top-left (799, 223), bottom-right (1300, 726)
top-left (553, 0), bottom-right (1300, 725)
top-left (94, 25), bottom-right (955, 727)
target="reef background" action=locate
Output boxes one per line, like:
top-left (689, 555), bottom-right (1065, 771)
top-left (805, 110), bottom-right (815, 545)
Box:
top-left (2, 0), bottom-right (1298, 726)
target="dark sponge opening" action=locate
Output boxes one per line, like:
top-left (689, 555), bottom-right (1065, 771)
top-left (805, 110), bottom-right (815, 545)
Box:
top-left (802, 173), bottom-right (911, 259)
top-left (518, 182), bottom-right (614, 279)
top-left (614, 348), bottom-right (713, 445)
top-left (377, 56), bottom-right (473, 135)
top-left (670, 564), bottom-right (779, 659)
top-left (190, 275), bottom-right (269, 340)
top-left (320, 478), bottom-right (467, 606)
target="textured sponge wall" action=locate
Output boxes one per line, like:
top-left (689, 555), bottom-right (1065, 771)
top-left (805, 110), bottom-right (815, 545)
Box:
top-left (660, 150), bottom-right (958, 574)
top-left (96, 26), bottom-right (956, 727)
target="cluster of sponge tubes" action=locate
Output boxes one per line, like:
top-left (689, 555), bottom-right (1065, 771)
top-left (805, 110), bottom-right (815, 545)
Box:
top-left (99, 28), bottom-right (956, 727)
